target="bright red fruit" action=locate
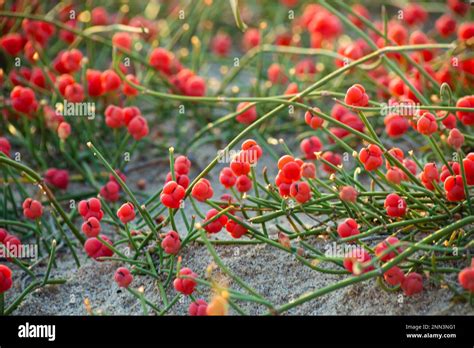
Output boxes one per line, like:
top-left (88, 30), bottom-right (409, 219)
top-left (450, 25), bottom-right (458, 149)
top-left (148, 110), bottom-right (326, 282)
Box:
top-left (22, 198), bottom-right (43, 220)
top-left (189, 299), bottom-right (208, 316)
top-left (100, 181), bottom-right (120, 202)
top-left (300, 136), bottom-right (322, 160)
top-left (339, 186), bottom-right (358, 203)
top-left (235, 175), bottom-right (252, 193)
top-left (45, 168), bottom-right (69, 190)
top-left (101, 69), bottom-right (121, 92)
top-left (444, 175), bottom-right (465, 202)
top-left (337, 218), bottom-right (359, 238)
top-left (192, 178), bottom-right (214, 201)
top-left (114, 267), bottom-right (133, 288)
top-left (203, 209), bottom-right (228, 234)
top-left (128, 115), bottom-right (149, 140)
top-left (384, 193), bottom-right (407, 217)
top-left (10, 86), bottom-right (38, 115)
top-left (161, 231), bottom-right (181, 255)
top-left (290, 181), bottom-right (312, 203)
top-left (436, 14), bottom-right (456, 37)
top-left (458, 262), bottom-right (474, 292)
top-left (160, 181), bottom-right (185, 209)
top-left (0, 265), bottom-right (13, 293)
top-left (463, 153), bottom-right (474, 185)
top-left (0, 33), bottom-right (25, 55)
top-left (117, 203), bottom-right (136, 224)
top-left (416, 112), bottom-right (438, 135)
top-left (267, 63), bottom-right (288, 85)
top-left (211, 33), bottom-right (232, 57)
top-left (226, 219), bottom-right (247, 239)
top-left (401, 272), bottom-right (423, 296)
top-left (174, 155), bottom-right (191, 175)
top-left (81, 217), bottom-right (101, 238)
top-left (236, 102), bottom-right (257, 125)
top-left (456, 96), bottom-right (474, 126)
top-left (359, 144), bottom-right (383, 171)
top-left (0, 137), bottom-right (11, 157)
top-left (375, 236), bottom-right (402, 261)
top-left (304, 108), bottom-right (324, 129)
top-left (345, 84), bottom-right (369, 107)
top-left (447, 128), bottom-right (464, 150)
top-left (174, 268), bottom-right (197, 295)
top-left (78, 198), bottom-right (104, 221)
top-left (383, 266), bottom-right (405, 286)
top-left (343, 249), bottom-right (373, 275)
top-left (84, 235), bottom-right (114, 260)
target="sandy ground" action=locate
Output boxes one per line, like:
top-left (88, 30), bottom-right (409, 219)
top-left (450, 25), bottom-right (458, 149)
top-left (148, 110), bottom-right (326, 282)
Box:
top-left (5, 138), bottom-right (474, 316)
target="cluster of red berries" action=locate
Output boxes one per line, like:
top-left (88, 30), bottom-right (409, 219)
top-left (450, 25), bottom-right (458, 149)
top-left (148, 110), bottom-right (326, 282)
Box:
top-left (104, 105), bottom-right (149, 141)
top-left (0, 228), bottom-right (22, 260)
top-left (161, 155), bottom-right (191, 209)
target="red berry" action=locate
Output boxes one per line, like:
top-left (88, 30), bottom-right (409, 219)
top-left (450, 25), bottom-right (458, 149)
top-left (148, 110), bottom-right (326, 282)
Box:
top-left (458, 22), bottom-right (474, 41)
top-left (267, 63), bottom-right (288, 85)
top-left (300, 136), bottom-right (322, 160)
top-left (128, 115), bottom-right (149, 140)
top-left (57, 122), bottom-right (71, 140)
top-left (384, 114), bottom-right (409, 138)
top-left (105, 105), bottom-right (125, 128)
top-left (345, 84), bottom-right (369, 107)
top-left (161, 231), bottom-right (181, 255)
top-left (22, 198), bottom-right (43, 220)
top-left (173, 267), bottom-right (197, 295)
top-left (463, 153), bottom-right (474, 185)
top-left (226, 218), bottom-right (247, 239)
top-left (211, 33), bottom-right (232, 57)
top-left (403, 3), bottom-right (427, 26)
top-left (235, 175), bottom-right (252, 193)
top-left (192, 178), bottom-right (214, 202)
top-left (416, 112), bottom-right (438, 135)
top-left (112, 32), bottom-right (132, 51)
top-left (301, 162), bottom-right (316, 179)
top-left (45, 168), bottom-right (69, 190)
top-left (321, 151), bottom-right (342, 174)
top-left (343, 249), bottom-right (373, 275)
top-left (84, 235), bottom-right (114, 260)
top-left (100, 181), bottom-right (120, 202)
top-left (149, 48), bottom-right (173, 75)
top-left (384, 193), bottom-right (407, 217)
top-left (123, 74), bottom-right (139, 97)
top-left (359, 144), bottom-right (383, 171)
top-left (203, 209), bottom-right (228, 234)
top-left (10, 86), bottom-right (38, 114)
top-left (189, 299), bottom-right (208, 316)
top-left (117, 202), bottom-right (136, 224)
top-left (78, 198), bottom-right (104, 221)
top-left (444, 175), bottom-right (465, 202)
top-left (230, 156), bottom-right (251, 176)
top-left (375, 236), bottom-right (402, 261)
top-left (64, 82), bottom-right (84, 103)
top-left (219, 167), bottom-right (236, 188)
top-left (91, 7), bottom-right (109, 25)
top-left (458, 264), bottom-right (474, 292)
top-left (165, 172), bottom-right (190, 189)
top-left (242, 28), bottom-right (260, 51)
top-left (401, 272), bottom-right (423, 296)
top-left (386, 168), bottom-right (403, 185)
top-left (101, 69), bottom-right (121, 92)
top-left (339, 186), bottom-right (358, 203)
top-left (174, 155), bottom-right (191, 175)
top-left (383, 266), bottom-right (405, 286)
top-left (304, 108), bottom-right (324, 129)
top-left (0, 265), bottom-right (13, 293)
top-left (114, 267), bottom-right (133, 288)
top-left (448, 0), bottom-right (469, 16)
top-left (236, 102), bottom-right (257, 125)
top-left (86, 69), bottom-right (104, 97)
top-left (447, 128), bottom-right (465, 150)
top-left (0, 33), bottom-right (25, 55)
top-left (161, 181), bottom-right (185, 209)
top-left (456, 96), bottom-right (474, 126)
top-left (81, 217), bottom-right (101, 238)
top-left (337, 218), bottom-right (359, 238)
top-left (184, 76), bottom-right (206, 97)
top-left (289, 181), bottom-right (312, 203)
top-left (436, 14), bottom-right (456, 37)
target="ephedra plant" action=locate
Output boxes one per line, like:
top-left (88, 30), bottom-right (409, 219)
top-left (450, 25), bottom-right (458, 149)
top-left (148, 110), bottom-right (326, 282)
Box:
top-left (0, 0), bottom-right (474, 315)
